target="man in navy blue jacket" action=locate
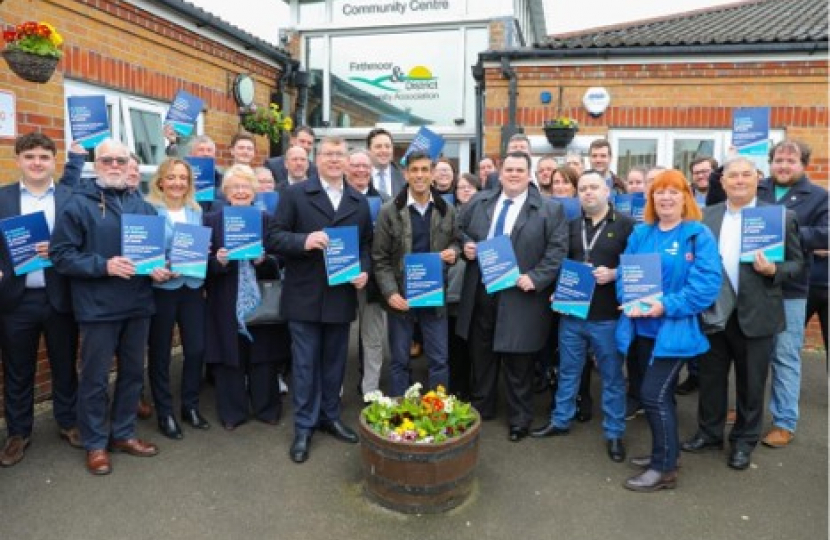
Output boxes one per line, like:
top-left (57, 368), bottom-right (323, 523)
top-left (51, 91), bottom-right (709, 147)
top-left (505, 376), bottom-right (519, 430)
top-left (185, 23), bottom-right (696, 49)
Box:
top-left (51, 138), bottom-right (171, 476)
top-left (756, 140), bottom-right (829, 448)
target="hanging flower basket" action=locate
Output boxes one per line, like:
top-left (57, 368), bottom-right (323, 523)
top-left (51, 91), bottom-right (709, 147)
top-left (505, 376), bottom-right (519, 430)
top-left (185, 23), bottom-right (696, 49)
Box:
top-left (2, 49), bottom-right (59, 83)
top-left (543, 117), bottom-right (579, 147)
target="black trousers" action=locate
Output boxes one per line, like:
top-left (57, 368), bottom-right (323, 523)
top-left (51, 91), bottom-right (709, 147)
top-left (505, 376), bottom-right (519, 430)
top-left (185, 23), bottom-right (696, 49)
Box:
top-left (805, 285), bottom-right (828, 353)
top-left (0, 289), bottom-right (78, 436)
top-left (468, 284), bottom-right (536, 429)
top-left (147, 286), bottom-right (206, 417)
top-left (447, 314), bottom-right (470, 398)
top-left (698, 313), bottom-right (772, 451)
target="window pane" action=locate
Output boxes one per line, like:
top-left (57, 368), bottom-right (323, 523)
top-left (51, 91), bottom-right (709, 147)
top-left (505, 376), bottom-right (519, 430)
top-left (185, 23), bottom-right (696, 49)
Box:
top-left (617, 139), bottom-right (657, 179)
top-left (673, 139), bottom-right (715, 174)
top-left (129, 109), bottom-right (165, 165)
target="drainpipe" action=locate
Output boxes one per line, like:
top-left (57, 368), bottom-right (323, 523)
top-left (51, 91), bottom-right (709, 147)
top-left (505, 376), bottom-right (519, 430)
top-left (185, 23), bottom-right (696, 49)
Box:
top-left (292, 70), bottom-right (310, 130)
top-left (471, 61), bottom-right (485, 164)
top-left (500, 56), bottom-right (521, 156)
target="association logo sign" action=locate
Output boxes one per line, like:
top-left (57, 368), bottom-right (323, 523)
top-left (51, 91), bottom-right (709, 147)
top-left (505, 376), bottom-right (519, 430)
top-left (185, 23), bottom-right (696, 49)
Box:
top-left (349, 62), bottom-right (440, 102)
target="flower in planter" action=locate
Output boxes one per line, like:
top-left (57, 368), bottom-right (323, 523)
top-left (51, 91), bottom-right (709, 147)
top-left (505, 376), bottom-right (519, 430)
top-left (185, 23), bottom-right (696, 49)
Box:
top-left (3, 21), bottom-right (63, 58)
top-left (240, 103), bottom-right (293, 144)
top-left (362, 383), bottom-right (477, 444)
top-left (544, 116), bottom-right (579, 130)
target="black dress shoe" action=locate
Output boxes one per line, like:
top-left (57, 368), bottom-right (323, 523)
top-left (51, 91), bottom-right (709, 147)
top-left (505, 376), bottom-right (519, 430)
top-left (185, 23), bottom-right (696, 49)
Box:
top-left (675, 374), bottom-right (699, 395)
top-left (318, 420), bottom-right (358, 443)
top-left (575, 395), bottom-right (593, 423)
top-left (681, 434), bottom-right (724, 453)
top-left (607, 438), bottom-right (626, 463)
top-left (290, 434), bottom-right (310, 463)
top-left (182, 408), bottom-right (210, 430)
top-left (530, 423), bottom-right (570, 438)
top-left (623, 469), bottom-right (678, 492)
top-left (158, 415), bottom-right (183, 440)
top-left (727, 448), bottom-right (751, 470)
top-left (508, 426), bottom-right (529, 442)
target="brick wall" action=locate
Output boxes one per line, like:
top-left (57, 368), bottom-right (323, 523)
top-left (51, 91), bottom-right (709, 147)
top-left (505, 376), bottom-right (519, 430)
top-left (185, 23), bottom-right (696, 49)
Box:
top-left (0, 0), bottom-right (287, 409)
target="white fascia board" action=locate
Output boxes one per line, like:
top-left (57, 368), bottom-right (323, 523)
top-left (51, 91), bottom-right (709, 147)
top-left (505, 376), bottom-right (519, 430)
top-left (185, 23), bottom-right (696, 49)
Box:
top-left (482, 51), bottom-right (828, 69)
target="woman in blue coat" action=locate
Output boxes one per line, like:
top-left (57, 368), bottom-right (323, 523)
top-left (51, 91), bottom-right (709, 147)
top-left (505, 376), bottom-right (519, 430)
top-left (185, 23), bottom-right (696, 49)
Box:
top-left (145, 158), bottom-right (209, 439)
top-left (616, 169), bottom-right (721, 492)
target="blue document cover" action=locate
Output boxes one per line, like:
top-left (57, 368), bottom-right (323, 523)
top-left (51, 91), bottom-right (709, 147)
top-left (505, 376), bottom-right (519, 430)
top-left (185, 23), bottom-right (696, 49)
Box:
top-left (614, 194), bottom-right (634, 215)
top-left (551, 259), bottom-right (596, 319)
top-left (67, 95), bottom-right (111, 149)
top-left (615, 193), bottom-right (646, 222)
top-left (740, 205), bottom-right (785, 262)
top-left (619, 253), bottom-right (663, 315)
top-left (324, 225), bottom-right (361, 286)
top-left (404, 252), bottom-right (445, 308)
top-left (170, 223), bottom-right (211, 279)
top-left (367, 196), bottom-right (382, 225)
top-left (552, 197), bottom-right (581, 220)
top-left (401, 126), bottom-right (446, 163)
top-left (223, 206), bottom-right (263, 260)
top-left (255, 192), bottom-right (279, 214)
top-left (477, 235), bottom-right (520, 294)
top-left (165, 90), bottom-right (203, 137)
top-left (121, 214), bottom-right (166, 275)
top-left (185, 157), bottom-right (216, 203)
top-left (0, 211), bottom-right (52, 276)
top-left (441, 193), bottom-right (455, 207)
top-left (733, 107), bottom-right (771, 177)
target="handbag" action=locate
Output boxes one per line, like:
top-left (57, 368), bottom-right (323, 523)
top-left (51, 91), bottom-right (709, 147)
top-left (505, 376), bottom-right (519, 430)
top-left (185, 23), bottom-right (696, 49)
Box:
top-left (244, 279), bottom-right (284, 325)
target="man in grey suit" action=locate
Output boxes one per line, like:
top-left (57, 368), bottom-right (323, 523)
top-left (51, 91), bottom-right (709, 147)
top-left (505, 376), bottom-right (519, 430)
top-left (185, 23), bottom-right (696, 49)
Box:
top-left (456, 151), bottom-right (568, 442)
top-left (367, 128), bottom-right (405, 198)
top-left (681, 156), bottom-right (803, 470)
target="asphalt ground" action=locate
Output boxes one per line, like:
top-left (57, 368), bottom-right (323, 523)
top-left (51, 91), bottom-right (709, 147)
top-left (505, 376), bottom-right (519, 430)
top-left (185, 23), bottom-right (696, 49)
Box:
top-left (0, 332), bottom-right (826, 540)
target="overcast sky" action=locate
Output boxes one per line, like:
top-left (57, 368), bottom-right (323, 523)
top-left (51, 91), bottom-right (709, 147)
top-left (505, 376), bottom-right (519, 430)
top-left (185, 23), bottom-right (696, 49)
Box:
top-left (188, 0), bottom-right (743, 44)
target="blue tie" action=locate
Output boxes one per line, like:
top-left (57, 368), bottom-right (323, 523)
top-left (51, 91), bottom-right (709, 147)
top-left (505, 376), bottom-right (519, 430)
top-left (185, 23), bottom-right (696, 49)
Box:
top-left (493, 198), bottom-right (513, 238)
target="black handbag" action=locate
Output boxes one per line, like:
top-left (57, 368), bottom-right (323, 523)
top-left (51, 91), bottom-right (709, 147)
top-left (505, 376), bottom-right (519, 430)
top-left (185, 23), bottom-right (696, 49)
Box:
top-left (700, 269), bottom-right (736, 335)
top-left (244, 279), bottom-right (284, 325)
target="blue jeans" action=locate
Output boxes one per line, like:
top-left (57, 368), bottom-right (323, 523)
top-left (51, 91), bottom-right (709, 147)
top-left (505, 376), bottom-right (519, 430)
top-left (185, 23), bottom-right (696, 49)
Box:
top-left (552, 317), bottom-right (625, 439)
top-left (387, 309), bottom-right (448, 397)
top-left (769, 298), bottom-right (807, 432)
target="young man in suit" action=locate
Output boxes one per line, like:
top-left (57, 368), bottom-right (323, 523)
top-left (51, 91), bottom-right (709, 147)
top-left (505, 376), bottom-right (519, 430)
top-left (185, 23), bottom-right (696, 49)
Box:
top-left (0, 133), bottom-right (83, 467)
top-left (268, 136), bottom-right (373, 463)
top-left (264, 126), bottom-right (318, 186)
top-left (367, 128), bottom-right (405, 198)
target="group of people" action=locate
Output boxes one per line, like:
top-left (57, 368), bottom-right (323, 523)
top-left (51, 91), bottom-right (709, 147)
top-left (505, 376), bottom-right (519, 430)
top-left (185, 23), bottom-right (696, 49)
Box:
top-left (0, 126), bottom-right (825, 494)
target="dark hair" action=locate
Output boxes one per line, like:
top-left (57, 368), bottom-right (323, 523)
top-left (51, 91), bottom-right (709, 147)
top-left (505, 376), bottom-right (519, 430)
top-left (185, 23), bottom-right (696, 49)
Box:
top-left (404, 151), bottom-right (432, 168)
top-left (367, 127), bottom-right (393, 147)
top-left (769, 139), bottom-right (811, 166)
top-left (554, 165), bottom-right (580, 191)
top-left (689, 156), bottom-right (718, 172)
top-left (589, 138), bottom-right (612, 156)
top-left (458, 172), bottom-right (481, 191)
top-left (502, 151), bottom-right (532, 170)
top-left (292, 125), bottom-right (315, 139)
top-left (230, 132), bottom-right (256, 148)
top-left (15, 132), bottom-right (57, 155)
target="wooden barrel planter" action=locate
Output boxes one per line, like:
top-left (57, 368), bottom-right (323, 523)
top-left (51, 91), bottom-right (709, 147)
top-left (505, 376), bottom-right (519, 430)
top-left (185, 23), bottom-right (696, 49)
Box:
top-left (359, 409), bottom-right (481, 514)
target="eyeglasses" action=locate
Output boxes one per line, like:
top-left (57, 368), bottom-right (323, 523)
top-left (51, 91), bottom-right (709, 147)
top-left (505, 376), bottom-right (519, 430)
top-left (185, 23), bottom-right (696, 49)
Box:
top-left (226, 184), bottom-right (254, 193)
top-left (98, 156), bottom-right (129, 166)
top-left (320, 151), bottom-right (347, 159)
top-left (692, 169), bottom-right (712, 176)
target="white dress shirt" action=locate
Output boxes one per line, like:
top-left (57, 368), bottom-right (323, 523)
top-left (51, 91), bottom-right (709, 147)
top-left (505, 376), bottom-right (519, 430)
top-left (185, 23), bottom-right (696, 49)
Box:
top-left (323, 179), bottom-right (344, 211)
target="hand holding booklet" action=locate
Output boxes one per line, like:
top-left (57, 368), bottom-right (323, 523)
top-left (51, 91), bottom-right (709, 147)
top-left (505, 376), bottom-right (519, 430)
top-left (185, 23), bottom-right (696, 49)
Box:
top-left (0, 211), bottom-right (52, 276)
top-left (404, 252), bottom-right (444, 307)
top-left (551, 259), bottom-right (595, 319)
top-left (476, 235), bottom-right (519, 294)
top-left (324, 225), bottom-right (360, 286)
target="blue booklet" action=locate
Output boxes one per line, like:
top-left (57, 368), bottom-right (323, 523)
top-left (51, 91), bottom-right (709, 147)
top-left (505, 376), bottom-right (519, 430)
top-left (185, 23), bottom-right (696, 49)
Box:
top-left (255, 192), bottom-right (279, 214)
top-left (67, 95), bottom-right (111, 149)
top-left (165, 90), bottom-right (203, 137)
top-left (185, 157), bottom-right (216, 203)
top-left (619, 253), bottom-right (663, 315)
top-left (441, 193), bottom-right (455, 207)
top-left (740, 205), bottom-right (785, 262)
top-left (324, 225), bottom-right (361, 286)
top-left (552, 196), bottom-right (581, 220)
top-left (0, 211), bottom-right (52, 276)
top-left (631, 194), bottom-right (646, 223)
top-left (223, 206), bottom-right (263, 260)
top-left (614, 193), bottom-right (646, 222)
top-left (170, 223), bottom-right (211, 279)
top-left (551, 259), bottom-right (596, 319)
top-left (121, 214), bottom-right (166, 275)
top-left (367, 196), bottom-right (382, 225)
top-left (404, 252), bottom-right (444, 308)
top-left (477, 235), bottom-right (520, 294)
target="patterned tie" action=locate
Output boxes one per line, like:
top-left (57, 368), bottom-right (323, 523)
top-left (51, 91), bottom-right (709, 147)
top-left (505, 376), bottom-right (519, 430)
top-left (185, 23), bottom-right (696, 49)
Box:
top-left (236, 261), bottom-right (261, 342)
top-left (378, 168), bottom-right (388, 195)
top-left (492, 198), bottom-right (514, 238)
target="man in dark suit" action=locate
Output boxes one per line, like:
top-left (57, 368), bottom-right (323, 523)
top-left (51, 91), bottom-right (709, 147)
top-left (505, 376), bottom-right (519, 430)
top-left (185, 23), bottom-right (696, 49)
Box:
top-left (367, 128), bottom-right (405, 198)
top-left (456, 151), bottom-right (568, 442)
top-left (268, 136), bottom-right (372, 463)
top-left (682, 156), bottom-right (803, 470)
top-left (264, 126), bottom-right (318, 186)
top-left (0, 133), bottom-right (82, 467)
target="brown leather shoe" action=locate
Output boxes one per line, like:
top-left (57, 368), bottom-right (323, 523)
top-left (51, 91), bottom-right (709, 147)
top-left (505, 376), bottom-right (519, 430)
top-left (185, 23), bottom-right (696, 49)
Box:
top-left (110, 438), bottom-right (159, 457)
top-left (762, 427), bottom-right (795, 448)
top-left (86, 449), bottom-right (111, 475)
top-left (59, 427), bottom-right (83, 449)
top-left (0, 435), bottom-right (31, 467)
top-left (137, 398), bottom-right (153, 420)
top-left (623, 469), bottom-right (678, 492)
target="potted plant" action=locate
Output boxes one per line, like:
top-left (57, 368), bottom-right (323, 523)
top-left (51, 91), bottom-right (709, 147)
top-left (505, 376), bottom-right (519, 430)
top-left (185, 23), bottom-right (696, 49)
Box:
top-left (2, 21), bottom-right (63, 83)
top-left (359, 383), bottom-right (481, 514)
top-left (239, 103), bottom-right (293, 145)
top-left (543, 116), bottom-right (579, 147)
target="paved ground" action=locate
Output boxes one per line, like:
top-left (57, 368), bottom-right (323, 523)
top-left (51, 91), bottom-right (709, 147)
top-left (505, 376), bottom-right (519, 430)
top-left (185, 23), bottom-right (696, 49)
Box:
top-left (0, 340), bottom-right (826, 540)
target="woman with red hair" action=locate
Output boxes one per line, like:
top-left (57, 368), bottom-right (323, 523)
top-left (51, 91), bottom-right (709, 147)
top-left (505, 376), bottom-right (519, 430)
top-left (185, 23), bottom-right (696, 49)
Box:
top-left (615, 169), bottom-right (722, 492)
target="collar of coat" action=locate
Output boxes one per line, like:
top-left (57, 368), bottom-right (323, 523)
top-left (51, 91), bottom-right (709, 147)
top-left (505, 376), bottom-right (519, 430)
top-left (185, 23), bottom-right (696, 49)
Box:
top-left (392, 185), bottom-right (450, 216)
